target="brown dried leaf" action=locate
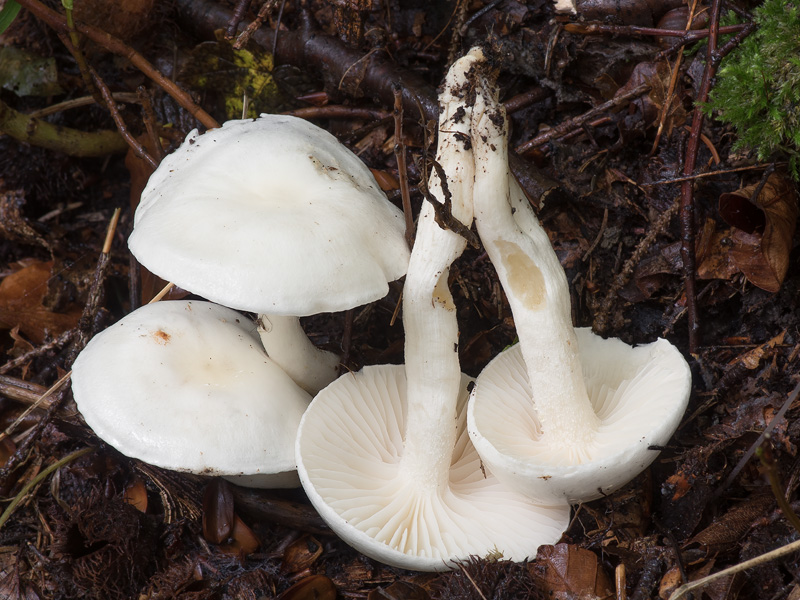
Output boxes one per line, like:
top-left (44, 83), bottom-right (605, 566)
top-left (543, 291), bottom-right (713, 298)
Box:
top-left (730, 331), bottom-right (785, 370)
top-left (531, 544), bottom-right (614, 600)
top-left (368, 581), bottom-right (430, 600)
top-left (0, 260), bottom-right (81, 344)
top-left (123, 476), bottom-right (148, 513)
top-left (695, 219), bottom-right (739, 281)
top-left (722, 173), bottom-right (798, 292)
top-left (218, 514), bottom-right (260, 557)
top-left (282, 535), bottom-right (324, 574)
top-left (279, 575), bottom-right (337, 600)
top-left (202, 478), bottom-right (235, 544)
top-left (690, 494), bottom-right (774, 551)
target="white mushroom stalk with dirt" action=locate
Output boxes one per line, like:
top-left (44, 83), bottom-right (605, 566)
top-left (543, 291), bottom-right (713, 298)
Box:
top-left (295, 48), bottom-right (569, 571)
top-left (467, 67), bottom-right (692, 504)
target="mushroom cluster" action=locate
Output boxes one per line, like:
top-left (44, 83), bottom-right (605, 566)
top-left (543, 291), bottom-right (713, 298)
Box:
top-left (71, 45), bottom-right (692, 572)
top-left (72, 114), bottom-right (411, 487)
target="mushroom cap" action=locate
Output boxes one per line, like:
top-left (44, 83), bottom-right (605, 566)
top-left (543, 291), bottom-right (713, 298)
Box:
top-left (72, 300), bottom-right (311, 486)
top-left (467, 328), bottom-right (692, 503)
top-left (128, 115), bottom-right (410, 316)
top-left (296, 364), bottom-right (570, 571)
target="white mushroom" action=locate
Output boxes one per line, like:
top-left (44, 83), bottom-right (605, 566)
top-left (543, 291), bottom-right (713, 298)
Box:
top-left (467, 69), bottom-right (692, 504)
top-left (71, 300), bottom-right (311, 488)
top-left (295, 49), bottom-right (570, 571)
top-left (128, 114), bottom-right (410, 394)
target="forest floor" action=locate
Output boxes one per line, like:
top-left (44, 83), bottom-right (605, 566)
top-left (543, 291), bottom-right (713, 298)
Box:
top-left (0, 0), bottom-right (799, 598)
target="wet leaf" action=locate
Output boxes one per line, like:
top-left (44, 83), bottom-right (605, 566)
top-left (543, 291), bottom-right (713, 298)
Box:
top-left (721, 172), bottom-right (798, 292)
top-left (531, 544), bottom-right (614, 600)
top-left (279, 575), bottom-right (337, 600)
top-left (202, 478), bottom-right (234, 544)
top-left (0, 46), bottom-right (63, 97)
top-left (123, 476), bottom-right (148, 513)
top-left (368, 581), bottom-right (430, 600)
top-left (282, 535), bottom-right (323, 573)
top-left (218, 514), bottom-right (260, 557)
top-left (690, 494), bottom-right (774, 552)
top-left (0, 260), bottom-right (81, 344)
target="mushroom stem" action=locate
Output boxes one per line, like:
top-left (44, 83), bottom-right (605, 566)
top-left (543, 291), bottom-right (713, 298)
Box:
top-left (472, 76), bottom-right (599, 449)
top-left (257, 314), bottom-right (340, 395)
top-left (399, 49), bottom-right (480, 489)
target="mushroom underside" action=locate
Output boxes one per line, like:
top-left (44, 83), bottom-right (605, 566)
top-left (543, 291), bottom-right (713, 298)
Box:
top-left (468, 327), bottom-right (692, 500)
top-left (296, 364), bottom-right (569, 571)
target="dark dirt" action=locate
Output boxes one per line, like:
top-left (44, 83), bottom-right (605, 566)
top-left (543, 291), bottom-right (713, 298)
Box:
top-left (1, 0), bottom-right (799, 599)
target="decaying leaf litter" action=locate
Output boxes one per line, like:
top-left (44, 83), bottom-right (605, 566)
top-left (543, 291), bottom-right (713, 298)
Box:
top-left (1, 0), bottom-right (800, 598)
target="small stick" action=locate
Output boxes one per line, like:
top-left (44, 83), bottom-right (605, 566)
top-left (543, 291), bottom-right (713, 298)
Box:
top-left (0, 446), bottom-right (94, 530)
top-left (75, 208), bottom-right (121, 354)
top-left (669, 538), bottom-right (800, 600)
top-left (564, 22), bottom-right (746, 42)
top-left (89, 68), bottom-right (158, 169)
top-left (225, 0), bottom-right (252, 39)
top-left (27, 92), bottom-right (139, 119)
top-left (137, 86), bottom-right (165, 161)
top-left (282, 106), bottom-right (390, 121)
top-left (234, 0), bottom-right (276, 50)
top-left (149, 282), bottom-right (175, 303)
top-left (0, 330), bottom-right (75, 376)
top-left (0, 371), bottom-right (72, 443)
top-left (515, 84), bottom-right (650, 155)
top-left (616, 563), bottom-right (627, 600)
top-left (459, 565), bottom-right (489, 600)
top-left (757, 439), bottom-right (800, 534)
top-left (393, 84), bottom-right (414, 248)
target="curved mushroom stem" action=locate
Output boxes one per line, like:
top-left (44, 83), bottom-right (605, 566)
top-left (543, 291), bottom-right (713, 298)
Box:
top-left (399, 49), bottom-right (482, 489)
top-left (256, 314), bottom-right (340, 395)
top-left (471, 75), bottom-right (599, 449)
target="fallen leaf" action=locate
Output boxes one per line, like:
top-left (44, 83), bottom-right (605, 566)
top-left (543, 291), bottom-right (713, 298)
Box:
top-left (690, 494), bottom-right (774, 552)
top-left (279, 574), bottom-right (337, 600)
top-left (0, 260), bottom-right (81, 344)
top-left (721, 172), bottom-right (798, 292)
top-left (202, 478), bottom-right (235, 544)
top-left (531, 543), bottom-right (614, 600)
top-left (281, 535), bottom-right (323, 573)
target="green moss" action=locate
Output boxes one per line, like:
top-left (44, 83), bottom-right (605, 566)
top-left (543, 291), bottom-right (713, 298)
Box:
top-left (705, 1), bottom-right (800, 177)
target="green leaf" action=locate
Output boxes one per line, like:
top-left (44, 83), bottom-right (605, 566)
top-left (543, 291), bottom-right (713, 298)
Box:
top-left (0, 1), bottom-right (21, 36)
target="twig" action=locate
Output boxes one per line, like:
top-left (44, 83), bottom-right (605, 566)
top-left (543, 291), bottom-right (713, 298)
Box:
top-left (0, 97), bottom-right (127, 156)
top-left (393, 84), bottom-right (414, 248)
top-left (234, 0), bottom-right (276, 50)
top-left (0, 371), bottom-right (72, 444)
top-left (668, 538), bottom-right (800, 600)
top-left (679, 1), bottom-right (755, 352)
top-left (423, 159), bottom-right (480, 248)
top-left (137, 86), bottom-right (165, 161)
top-left (282, 106), bottom-right (390, 121)
top-left (0, 447), bottom-right (94, 531)
top-left (27, 92), bottom-right (139, 118)
top-left (714, 381), bottom-right (800, 499)
top-left (642, 163), bottom-right (779, 186)
top-left (564, 22), bottom-right (746, 42)
top-left (593, 197), bottom-right (679, 333)
top-left (515, 84), bottom-right (650, 155)
top-left (459, 565), bottom-right (489, 600)
top-left (0, 330), bottom-right (75, 376)
top-left (225, 0), bottom-right (251, 39)
top-left (89, 67), bottom-right (158, 169)
top-left (75, 208), bottom-right (121, 353)
top-left (757, 439), bottom-right (800, 534)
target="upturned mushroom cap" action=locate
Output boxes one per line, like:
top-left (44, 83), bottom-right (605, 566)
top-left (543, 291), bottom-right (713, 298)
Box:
top-left (71, 300), bottom-right (311, 487)
top-left (468, 328), bottom-right (692, 503)
top-left (128, 114), bottom-right (410, 317)
top-left (296, 365), bottom-right (569, 571)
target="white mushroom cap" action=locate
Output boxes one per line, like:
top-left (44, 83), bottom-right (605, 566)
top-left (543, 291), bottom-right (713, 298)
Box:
top-left (468, 328), bottom-right (692, 503)
top-left (71, 300), bottom-right (311, 487)
top-left (296, 365), bottom-right (569, 571)
top-left (128, 114), bottom-right (410, 317)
